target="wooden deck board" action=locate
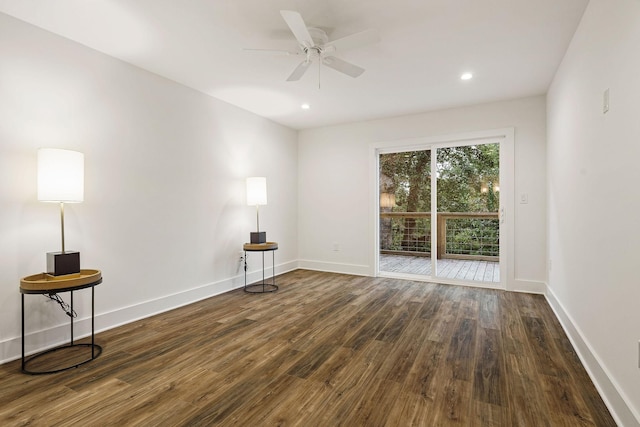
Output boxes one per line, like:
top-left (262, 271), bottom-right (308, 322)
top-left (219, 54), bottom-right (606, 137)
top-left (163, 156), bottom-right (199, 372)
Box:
top-left (380, 254), bottom-right (500, 283)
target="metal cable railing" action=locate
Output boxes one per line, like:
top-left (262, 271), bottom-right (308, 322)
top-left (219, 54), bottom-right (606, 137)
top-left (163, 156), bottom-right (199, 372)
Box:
top-left (380, 212), bottom-right (499, 260)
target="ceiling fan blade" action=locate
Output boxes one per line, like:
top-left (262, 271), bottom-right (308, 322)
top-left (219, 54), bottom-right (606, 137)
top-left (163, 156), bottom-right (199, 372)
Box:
top-left (287, 60), bottom-right (312, 81)
top-left (325, 29), bottom-right (380, 53)
top-left (280, 10), bottom-right (313, 48)
top-left (243, 48), bottom-right (300, 56)
top-left (322, 56), bottom-right (365, 78)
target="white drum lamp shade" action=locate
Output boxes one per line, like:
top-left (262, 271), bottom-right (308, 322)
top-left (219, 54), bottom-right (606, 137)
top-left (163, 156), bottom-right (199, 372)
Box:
top-left (246, 177), bottom-right (267, 206)
top-left (38, 148), bottom-right (84, 203)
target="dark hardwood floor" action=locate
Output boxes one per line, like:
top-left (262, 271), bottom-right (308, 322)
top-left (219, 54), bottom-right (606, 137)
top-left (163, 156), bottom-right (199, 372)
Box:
top-left (0, 270), bottom-right (616, 426)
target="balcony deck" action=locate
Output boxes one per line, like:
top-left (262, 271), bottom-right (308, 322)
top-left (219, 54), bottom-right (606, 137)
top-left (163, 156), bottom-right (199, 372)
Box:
top-left (380, 254), bottom-right (500, 283)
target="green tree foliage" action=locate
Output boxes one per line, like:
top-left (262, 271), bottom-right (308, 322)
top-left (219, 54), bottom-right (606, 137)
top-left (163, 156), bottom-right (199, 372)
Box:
top-left (380, 144), bottom-right (499, 214)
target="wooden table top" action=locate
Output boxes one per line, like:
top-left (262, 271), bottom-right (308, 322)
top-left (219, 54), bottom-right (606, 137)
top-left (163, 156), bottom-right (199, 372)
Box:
top-left (20, 269), bottom-right (102, 293)
top-left (243, 242), bottom-right (278, 251)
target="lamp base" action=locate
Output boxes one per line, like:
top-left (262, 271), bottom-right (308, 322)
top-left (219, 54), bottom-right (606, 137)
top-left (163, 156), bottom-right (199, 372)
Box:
top-left (250, 232), bottom-right (266, 244)
top-left (47, 251), bottom-right (80, 276)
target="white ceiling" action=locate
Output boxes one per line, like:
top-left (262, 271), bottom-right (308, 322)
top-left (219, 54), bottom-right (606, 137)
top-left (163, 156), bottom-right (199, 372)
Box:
top-left (0, 0), bottom-right (589, 130)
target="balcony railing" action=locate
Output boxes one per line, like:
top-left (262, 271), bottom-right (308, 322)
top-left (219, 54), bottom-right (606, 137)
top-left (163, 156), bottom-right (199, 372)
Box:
top-left (379, 212), bottom-right (499, 261)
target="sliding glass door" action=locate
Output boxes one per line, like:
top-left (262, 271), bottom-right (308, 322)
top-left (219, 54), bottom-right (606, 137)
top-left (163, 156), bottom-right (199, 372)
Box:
top-left (434, 144), bottom-right (500, 283)
top-left (378, 141), bottom-right (502, 287)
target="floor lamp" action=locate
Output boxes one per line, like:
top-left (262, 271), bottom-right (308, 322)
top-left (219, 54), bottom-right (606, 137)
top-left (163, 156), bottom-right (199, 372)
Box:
top-left (37, 148), bottom-right (84, 276)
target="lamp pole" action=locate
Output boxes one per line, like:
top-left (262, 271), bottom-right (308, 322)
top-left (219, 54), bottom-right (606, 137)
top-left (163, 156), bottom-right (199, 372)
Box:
top-left (60, 202), bottom-right (66, 253)
top-left (256, 204), bottom-right (260, 233)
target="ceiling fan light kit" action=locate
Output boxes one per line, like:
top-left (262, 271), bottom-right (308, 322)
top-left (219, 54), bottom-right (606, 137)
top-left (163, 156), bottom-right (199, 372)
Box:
top-left (246, 10), bottom-right (379, 86)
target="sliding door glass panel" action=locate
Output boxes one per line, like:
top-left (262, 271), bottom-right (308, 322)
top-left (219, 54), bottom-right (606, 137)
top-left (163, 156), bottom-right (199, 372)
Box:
top-left (435, 144), bottom-right (500, 283)
top-left (379, 150), bottom-right (431, 276)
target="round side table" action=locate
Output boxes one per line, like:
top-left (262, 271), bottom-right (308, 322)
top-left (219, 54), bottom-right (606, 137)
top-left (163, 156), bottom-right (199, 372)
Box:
top-left (243, 242), bottom-right (278, 293)
top-left (20, 269), bottom-right (103, 375)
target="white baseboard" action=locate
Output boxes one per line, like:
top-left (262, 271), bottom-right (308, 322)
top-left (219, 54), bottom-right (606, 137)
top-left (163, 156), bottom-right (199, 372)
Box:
top-left (0, 260), bottom-right (298, 365)
top-left (297, 259), bottom-right (372, 277)
top-left (511, 278), bottom-right (546, 294)
top-left (545, 286), bottom-right (640, 427)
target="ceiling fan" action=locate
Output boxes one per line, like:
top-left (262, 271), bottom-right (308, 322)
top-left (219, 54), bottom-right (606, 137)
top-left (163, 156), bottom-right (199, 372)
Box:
top-left (246, 10), bottom-right (379, 84)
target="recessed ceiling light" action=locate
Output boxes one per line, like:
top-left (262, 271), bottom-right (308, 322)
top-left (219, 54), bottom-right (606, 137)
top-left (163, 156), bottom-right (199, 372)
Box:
top-left (301, 103), bottom-right (310, 110)
top-left (460, 72), bottom-right (473, 81)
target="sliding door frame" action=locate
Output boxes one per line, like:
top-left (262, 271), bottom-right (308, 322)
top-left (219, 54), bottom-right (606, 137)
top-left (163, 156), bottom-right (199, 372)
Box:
top-left (370, 128), bottom-right (514, 291)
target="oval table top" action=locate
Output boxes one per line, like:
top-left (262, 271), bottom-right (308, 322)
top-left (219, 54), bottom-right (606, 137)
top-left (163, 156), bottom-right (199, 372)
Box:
top-left (20, 269), bottom-right (102, 293)
top-left (243, 242), bottom-right (278, 251)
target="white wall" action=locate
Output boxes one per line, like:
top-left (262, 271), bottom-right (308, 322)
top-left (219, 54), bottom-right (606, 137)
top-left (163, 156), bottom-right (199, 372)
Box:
top-left (298, 96), bottom-right (547, 292)
top-left (546, 0), bottom-right (640, 424)
top-left (0, 13), bottom-right (298, 363)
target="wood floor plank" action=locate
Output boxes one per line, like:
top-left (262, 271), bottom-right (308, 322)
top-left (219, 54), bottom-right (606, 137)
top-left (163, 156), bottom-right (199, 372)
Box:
top-left (182, 347), bottom-right (298, 424)
top-left (343, 289), bottom-right (400, 351)
top-left (285, 293), bottom-right (359, 352)
top-left (521, 315), bottom-right (566, 377)
top-left (471, 400), bottom-right (505, 427)
top-left (375, 300), bottom-right (420, 343)
top-left (378, 309), bottom-right (431, 385)
top-left (405, 336), bottom-right (446, 400)
top-left (254, 380), bottom-right (329, 426)
top-left (418, 283), bottom-right (446, 319)
top-left (446, 317), bottom-right (477, 381)
top-left (306, 345), bottom-right (355, 386)
top-left (432, 378), bottom-right (473, 426)
top-left (158, 367), bottom-right (222, 407)
top-left (224, 374), bottom-right (305, 426)
top-left (0, 384), bottom-right (77, 425)
top-left (39, 378), bottom-right (132, 425)
top-left (383, 388), bottom-right (437, 427)
top-left (479, 290), bottom-right (500, 330)
top-left (0, 270), bottom-right (616, 426)
top-left (71, 381), bottom-right (199, 427)
top-left (505, 352), bottom-right (553, 427)
top-left (296, 340), bottom-right (391, 426)
top-left (541, 374), bottom-right (599, 426)
top-left (463, 287), bottom-right (482, 317)
top-left (341, 378), bottom-right (402, 426)
top-left (473, 327), bottom-right (505, 406)
top-left (286, 343), bottom-right (337, 379)
top-left (499, 292), bottom-right (527, 355)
